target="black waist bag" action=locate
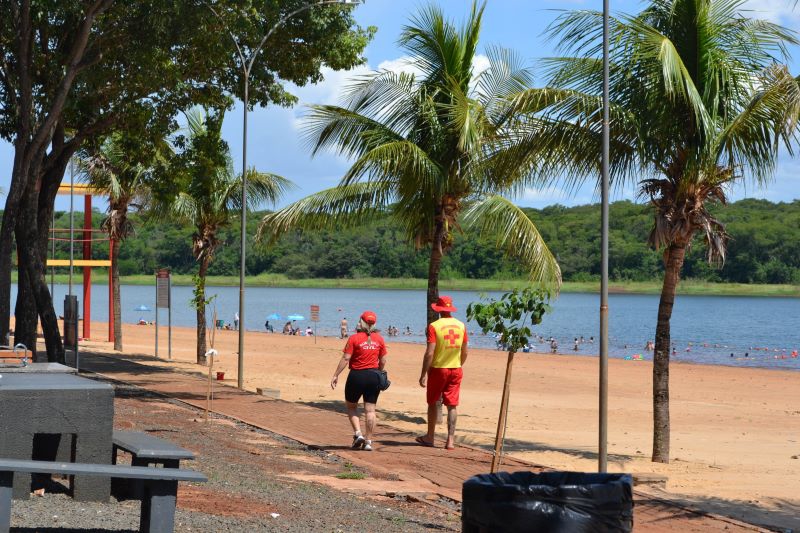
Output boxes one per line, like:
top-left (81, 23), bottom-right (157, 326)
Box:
top-left (372, 370), bottom-right (391, 391)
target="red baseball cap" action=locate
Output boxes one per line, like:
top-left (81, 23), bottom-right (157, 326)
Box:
top-left (431, 295), bottom-right (457, 313)
top-left (360, 311), bottom-right (377, 325)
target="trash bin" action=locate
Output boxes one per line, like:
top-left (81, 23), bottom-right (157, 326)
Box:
top-left (462, 471), bottom-right (633, 533)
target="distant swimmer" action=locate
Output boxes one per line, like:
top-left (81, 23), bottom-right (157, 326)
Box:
top-left (573, 338), bottom-right (579, 351)
top-left (645, 340), bottom-right (654, 351)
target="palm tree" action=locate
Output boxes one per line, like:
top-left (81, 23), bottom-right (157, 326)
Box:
top-left (164, 108), bottom-right (292, 364)
top-left (258, 2), bottom-right (561, 325)
top-left (78, 133), bottom-right (155, 351)
top-left (533, 0), bottom-right (799, 462)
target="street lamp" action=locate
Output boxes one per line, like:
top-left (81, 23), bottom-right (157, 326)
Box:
top-left (599, 0), bottom-right (610, 472)
top-left (204, 0), bottom-right (362, 389)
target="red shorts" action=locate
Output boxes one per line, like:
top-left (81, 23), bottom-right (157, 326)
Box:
top-left (426, 367), bottom-right (463, 407)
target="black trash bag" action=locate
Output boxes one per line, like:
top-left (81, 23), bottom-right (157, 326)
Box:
top-left (462, 471), bottom-right (633, 533)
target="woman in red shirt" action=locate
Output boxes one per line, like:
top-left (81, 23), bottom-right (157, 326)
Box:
top-left (330, 311), bottom-right (387, 451)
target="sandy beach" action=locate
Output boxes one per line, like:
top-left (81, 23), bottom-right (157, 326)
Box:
top-left (79, 321), bottom-right (800, 521)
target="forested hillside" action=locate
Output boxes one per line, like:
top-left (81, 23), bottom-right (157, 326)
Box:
top-left (30, 198), bottom-right (800, 284)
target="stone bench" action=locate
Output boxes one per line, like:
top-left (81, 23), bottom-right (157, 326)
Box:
top-left (112, 431), bottom-right (195, 500)
top-left (113, 430), bottom-right (195, 469)
top-left (0, 458), bottom-right (207, 533)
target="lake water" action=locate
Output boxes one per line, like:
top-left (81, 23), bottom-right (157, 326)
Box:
top-left (15, 283), bottom-right (800, 370)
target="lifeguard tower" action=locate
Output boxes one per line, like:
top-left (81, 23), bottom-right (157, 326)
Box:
top-left (49, 184), bottom-right (114, 343)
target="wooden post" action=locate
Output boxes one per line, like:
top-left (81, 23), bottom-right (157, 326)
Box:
top-left (82, 194), bottom-right (92, 340)
top-left (491, 351), bottom-right (516, 473)
top-left (108, 238), bottom-right (114, 343)
top-left (205, 311), bottom-right (217, 421)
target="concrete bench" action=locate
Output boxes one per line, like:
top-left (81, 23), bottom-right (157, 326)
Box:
top-left (0, 458), bottom-right (207, 533)
top-left (112, 431), bottom-right (195, 500)
top-left (113, 430), bottom-right (195, 469)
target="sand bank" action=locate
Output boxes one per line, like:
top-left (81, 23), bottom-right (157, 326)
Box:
top-left (79, 321), bottom-right (799, 518)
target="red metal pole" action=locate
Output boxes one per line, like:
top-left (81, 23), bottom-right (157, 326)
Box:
top-left (108, 237), bottom-right (114, 343)
top-left (83, 195), bottom-right (91, 340)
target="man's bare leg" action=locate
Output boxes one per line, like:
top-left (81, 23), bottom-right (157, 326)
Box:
top-left (364, 402), bottom-right (377, 442)
top-left (423, 403), bottom-right (438, 444)
top-left (346, 401), bottom-right (361, 434)
top-left (446, 406), bottom-right (458, 449)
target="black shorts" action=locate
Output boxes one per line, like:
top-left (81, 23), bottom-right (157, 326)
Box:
top-left (345, 368), bottom-right (381, 404)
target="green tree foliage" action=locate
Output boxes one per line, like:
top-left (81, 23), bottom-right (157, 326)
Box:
top-left (41, 198), bottom-right (797, 284)
top-left (0, 0), bottom-right (371, 359)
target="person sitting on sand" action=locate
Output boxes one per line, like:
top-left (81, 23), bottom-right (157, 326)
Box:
top-left (330, 311), bottom-right (387, 452)
top-left (264, 320), bottom-right (274, 333)
top-left (282, 321), bottom-right (292, 334)
top-left (305, 326), bottom-right (313, 336)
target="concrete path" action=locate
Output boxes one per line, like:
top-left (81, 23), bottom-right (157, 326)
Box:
top-left (81, 351), bottom-right (768, 532)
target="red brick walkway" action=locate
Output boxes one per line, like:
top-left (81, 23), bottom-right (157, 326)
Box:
top-left (82, 352), bottom-right (766, 532)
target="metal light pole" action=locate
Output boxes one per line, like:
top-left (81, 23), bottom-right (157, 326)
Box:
top-left (204, 0), bottom-right (361, 389)
top-left (599, 0), bottom-right (611, 473)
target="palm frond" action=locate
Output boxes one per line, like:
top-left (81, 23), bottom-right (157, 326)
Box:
top-left (256, 181), bottom-right (396, 245)
top-left (461, 195), bottom-right (562, 288)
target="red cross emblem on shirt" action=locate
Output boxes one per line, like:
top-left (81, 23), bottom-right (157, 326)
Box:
top-left (443, 327), bottom-right (461, 346)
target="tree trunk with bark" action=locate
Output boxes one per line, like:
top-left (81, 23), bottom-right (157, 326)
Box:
top-left (195, 256), bottom-right (209, 366)
top-left (426, 205), bottom-right (446, 325)
top-left (13, 267), bottom-right (37, 357)
top-left (652, 243), bottom-right (687, 463)
top-left (0, 155), bottom-right (30, 346)
top-left (15, 183), bottom-right (65, 363)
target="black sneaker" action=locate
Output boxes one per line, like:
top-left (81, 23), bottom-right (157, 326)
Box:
top-left (352, 434), bottom-right (365, 449)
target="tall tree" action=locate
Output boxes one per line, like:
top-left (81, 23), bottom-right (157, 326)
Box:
top-left (259, 2), bottom-right (561, 325)
top-left (0, 0), bottom-right (371, 360)
top-left (534, 0), bottom-right (800, 462)
top-left (78, 133), bottom-right (165, 351)
top-left (161, 108), bottom-right (291, 365)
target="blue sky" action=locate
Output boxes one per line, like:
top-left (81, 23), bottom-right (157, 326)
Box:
top-left (2, 0), bottom-right (799, 211)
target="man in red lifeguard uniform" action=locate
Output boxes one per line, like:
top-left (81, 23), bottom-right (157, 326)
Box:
top-left (417, 295), bottom-right (468, 450)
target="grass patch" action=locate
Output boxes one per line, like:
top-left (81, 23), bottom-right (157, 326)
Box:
top-left (23, 272), bottom-right (799, 297)
top-left (336, 462), bottom-right (367, 480)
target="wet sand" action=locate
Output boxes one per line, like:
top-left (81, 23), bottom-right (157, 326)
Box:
top-left (80, 321), bottom-right (800, 518)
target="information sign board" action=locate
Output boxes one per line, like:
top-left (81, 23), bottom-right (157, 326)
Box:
top-left (310, 304), bottom-right (320, 322)
top-left (156, 269), bottom-right (170, 308)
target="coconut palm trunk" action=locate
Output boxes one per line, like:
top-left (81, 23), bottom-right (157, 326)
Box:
top-left (652, 242), bottom-right (687, 463)
top-left (426, 207), bottom-right (446, 325)
top-left (195, 254), bottom-right (210, 366)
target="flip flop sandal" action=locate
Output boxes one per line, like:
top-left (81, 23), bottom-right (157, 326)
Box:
top-left (415, 436), bottom-right (435, 447)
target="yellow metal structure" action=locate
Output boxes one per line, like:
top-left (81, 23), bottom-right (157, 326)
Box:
top-left (46, 259), bottom-right (111, 267)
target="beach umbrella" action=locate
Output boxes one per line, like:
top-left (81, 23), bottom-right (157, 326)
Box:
top-left (266, 313), bottom-right (282, 321)
top-left (135, 305), bottom-right (151, 312)
top-left (287, 314), bottom-right (305, 321)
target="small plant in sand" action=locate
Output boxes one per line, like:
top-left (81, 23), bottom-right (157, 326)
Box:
top-left (468, 287), bottom-right (551, 472)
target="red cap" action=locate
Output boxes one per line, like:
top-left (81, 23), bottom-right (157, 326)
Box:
top-left (431, 295), bottom-right (457, 313)
top-left (360, 311), bottom-right (377, 325)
